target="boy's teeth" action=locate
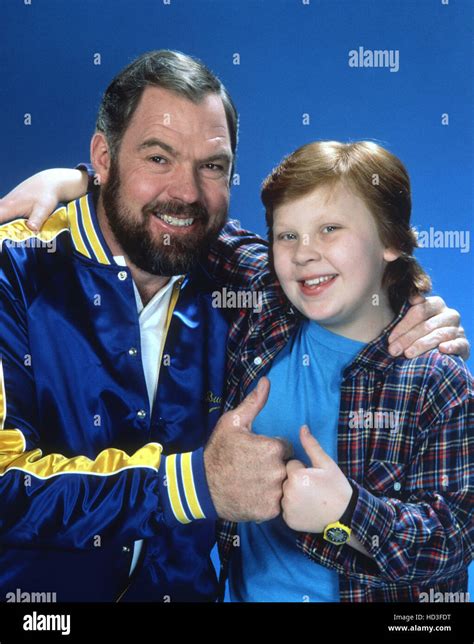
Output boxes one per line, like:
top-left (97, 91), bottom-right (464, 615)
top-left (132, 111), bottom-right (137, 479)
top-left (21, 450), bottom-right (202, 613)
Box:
top-left (304, 275), bottom-right (336, 286)
top-left (158, 213), bottom-right (195, 227)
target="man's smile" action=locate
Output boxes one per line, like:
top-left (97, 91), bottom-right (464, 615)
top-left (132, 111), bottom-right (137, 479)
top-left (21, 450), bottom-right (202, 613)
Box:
top-left (153, 211), bottom-right (196, 227)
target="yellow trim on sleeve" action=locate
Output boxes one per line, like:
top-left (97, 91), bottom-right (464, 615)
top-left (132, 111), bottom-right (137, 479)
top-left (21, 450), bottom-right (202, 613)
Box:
top-left (181, 451), bottom-right (206, 520)
top-left (0, 208), bottom-right (69, 246)
top-left (0, 358), bottom-right (164, 478)
top-left (165, 454), bottom-right (191, 524)
top-left (0, 435), bottom-right (163, 479)
top-left (0, 429), bottom-right (25, 455)
top-left (80, 196), bottom-right (110, 264)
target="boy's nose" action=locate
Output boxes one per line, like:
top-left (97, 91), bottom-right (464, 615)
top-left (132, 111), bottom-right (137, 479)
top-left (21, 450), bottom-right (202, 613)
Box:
top-left (292, 241), bottom-right (322, 265)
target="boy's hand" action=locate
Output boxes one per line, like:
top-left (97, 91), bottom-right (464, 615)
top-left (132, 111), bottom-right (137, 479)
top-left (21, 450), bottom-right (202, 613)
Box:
top-left (0, 169), bottom-right (88, 232)
top-left (388, 294), bottom-right (469, 360)
top-left (281, 425), bottom-right (352, 533)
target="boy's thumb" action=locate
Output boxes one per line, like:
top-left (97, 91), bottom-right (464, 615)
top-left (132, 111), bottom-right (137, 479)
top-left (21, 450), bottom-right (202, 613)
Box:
top-left (300, 425), bottom-right (332, 468)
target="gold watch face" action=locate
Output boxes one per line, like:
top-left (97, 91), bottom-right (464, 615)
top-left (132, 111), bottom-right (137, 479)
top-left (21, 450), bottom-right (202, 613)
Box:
top-left (324, 525), bottom-right (350, 545)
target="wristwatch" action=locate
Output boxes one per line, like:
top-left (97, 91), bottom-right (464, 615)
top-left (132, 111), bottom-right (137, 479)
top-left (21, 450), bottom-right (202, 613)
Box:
top-left (322, 481), bottom-right (359, 546)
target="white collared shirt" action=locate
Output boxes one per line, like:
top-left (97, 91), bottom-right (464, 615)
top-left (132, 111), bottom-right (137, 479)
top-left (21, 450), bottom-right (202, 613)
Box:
top-left (114, 256), bottom-right (183, 575)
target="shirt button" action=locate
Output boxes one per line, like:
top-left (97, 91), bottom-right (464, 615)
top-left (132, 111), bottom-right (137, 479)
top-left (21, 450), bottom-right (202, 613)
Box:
top-left (137, 409), bottom-right (147, 419)
top-left (128, 347), bottom-right (138, 357)
top-left (122, 546), bottom-right (131, 553)
top-left (253, 356), bottom-right (263, 366)
top-left (117, 271), bottom-right (128, 281)
top-left (393, 482), bottom-right (401, 491)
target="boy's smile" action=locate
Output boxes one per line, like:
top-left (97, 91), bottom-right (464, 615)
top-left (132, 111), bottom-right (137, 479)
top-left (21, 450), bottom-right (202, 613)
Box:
top-left (297, 272), bottom-right (339, 296)
top-left (272, 181), bottom-right (400, 342)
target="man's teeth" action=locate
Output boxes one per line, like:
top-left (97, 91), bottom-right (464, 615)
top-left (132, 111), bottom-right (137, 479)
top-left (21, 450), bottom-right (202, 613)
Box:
top-left (157, 213), bottom-right (195, 227)
top-left (304, 274), bottom-right (337, 286)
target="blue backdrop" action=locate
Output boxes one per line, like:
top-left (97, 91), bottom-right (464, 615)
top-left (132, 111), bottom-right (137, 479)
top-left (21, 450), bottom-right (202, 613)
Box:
top-left (1, 0), bottom-right (472, 599)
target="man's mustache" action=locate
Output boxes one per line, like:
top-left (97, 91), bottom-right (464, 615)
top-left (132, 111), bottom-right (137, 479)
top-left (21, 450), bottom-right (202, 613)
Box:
top-left (144, 200), bottom-right (209, 221)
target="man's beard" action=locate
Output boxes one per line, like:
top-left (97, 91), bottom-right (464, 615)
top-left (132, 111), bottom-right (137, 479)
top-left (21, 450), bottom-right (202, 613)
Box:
top-left (100, 159), bottom-right (227, 276)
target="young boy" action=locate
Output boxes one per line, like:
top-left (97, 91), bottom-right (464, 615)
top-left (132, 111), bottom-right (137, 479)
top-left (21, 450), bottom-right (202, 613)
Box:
top-left (215, 140), bottom-right (473, 602)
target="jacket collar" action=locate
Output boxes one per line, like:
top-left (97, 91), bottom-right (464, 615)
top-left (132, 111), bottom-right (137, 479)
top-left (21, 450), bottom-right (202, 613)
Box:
top-left (67, 193), bottom-right (115, 265)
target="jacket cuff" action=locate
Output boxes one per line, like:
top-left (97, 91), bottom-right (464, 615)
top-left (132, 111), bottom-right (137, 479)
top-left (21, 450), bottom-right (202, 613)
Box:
top-left (158, 447), bottom-right (217, 527)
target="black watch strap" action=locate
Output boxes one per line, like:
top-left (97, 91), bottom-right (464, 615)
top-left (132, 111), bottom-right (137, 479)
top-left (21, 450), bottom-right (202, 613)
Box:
top-left (338, 480), bottom-right (359, 527)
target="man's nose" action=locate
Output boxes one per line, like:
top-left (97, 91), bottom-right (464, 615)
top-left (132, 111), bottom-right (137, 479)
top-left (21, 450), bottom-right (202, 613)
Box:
top-left (166, 164), bottom-right (201, 204)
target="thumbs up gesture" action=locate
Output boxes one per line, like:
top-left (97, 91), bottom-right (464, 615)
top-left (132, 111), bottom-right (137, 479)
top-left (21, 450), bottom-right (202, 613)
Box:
top-left (281, 425), bottom-right (352, 533)
top-left (204, 377), bottom-right (293, 522)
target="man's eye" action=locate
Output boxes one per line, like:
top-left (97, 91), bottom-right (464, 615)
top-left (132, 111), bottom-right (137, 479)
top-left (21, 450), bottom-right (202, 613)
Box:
top-left (203, 163), bottom-right (225, 172)
top-left (150, 156), bottom-right (167, 164)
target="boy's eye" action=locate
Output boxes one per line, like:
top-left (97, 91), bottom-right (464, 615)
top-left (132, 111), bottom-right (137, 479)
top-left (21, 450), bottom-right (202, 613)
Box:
top-left (321, 225), bottom-right (339, 234)
top-left (277, 232), bottom-right (297, 241)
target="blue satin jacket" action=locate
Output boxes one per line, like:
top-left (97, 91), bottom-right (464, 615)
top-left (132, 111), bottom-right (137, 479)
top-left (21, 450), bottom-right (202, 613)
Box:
top-left (0, 193), bottom-right (228, 602)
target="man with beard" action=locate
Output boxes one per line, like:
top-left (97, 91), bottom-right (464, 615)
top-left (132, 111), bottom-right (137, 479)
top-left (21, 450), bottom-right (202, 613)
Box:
top-left (0, 50), bottom-right (291, 603)
top-left (0, 50), bottom-right (468, 603)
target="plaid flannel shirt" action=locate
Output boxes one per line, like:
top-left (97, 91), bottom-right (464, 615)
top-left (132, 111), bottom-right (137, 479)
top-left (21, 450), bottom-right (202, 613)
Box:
top-left (205, 220), bottom-right (473, 603)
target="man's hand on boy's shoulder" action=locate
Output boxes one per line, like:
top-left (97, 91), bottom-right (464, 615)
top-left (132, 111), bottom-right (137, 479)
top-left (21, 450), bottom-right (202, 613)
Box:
top-left (388, 294), bottom-right (469, 361)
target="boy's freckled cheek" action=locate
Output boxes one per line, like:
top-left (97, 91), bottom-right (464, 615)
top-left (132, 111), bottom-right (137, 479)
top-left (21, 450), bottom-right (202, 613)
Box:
top-left (272, 249), bottom-right (291, 284)
top-left (336, 238), bottom-right (364, 264)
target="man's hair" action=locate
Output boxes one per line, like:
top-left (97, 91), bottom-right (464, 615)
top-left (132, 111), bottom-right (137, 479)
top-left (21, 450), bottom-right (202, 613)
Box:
top-left (261, 140), bottom-right (431, 313)
top-left (96, 49), bottom-right (238, 162)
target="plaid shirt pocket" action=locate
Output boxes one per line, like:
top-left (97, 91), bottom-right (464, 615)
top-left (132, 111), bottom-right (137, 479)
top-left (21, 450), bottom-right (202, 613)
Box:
top-left (364, 460), bottom-right (406, 499)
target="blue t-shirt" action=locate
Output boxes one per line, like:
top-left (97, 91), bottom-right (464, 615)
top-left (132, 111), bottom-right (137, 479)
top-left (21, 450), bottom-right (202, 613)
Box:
top-left (229, 320), bottom-right (366, 602)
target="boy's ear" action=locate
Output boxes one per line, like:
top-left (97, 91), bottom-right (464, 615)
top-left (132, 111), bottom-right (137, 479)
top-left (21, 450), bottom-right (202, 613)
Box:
top-left (90, 132), bottom-right (112, 184)
top-left (383, 247), bottom-right (401, 263)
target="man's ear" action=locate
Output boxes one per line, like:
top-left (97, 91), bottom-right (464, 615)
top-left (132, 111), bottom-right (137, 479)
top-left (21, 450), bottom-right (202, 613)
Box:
top-left (90, 132), bottom-right (112, 184)
top-left (383, 247), bottom-right (401, 263)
